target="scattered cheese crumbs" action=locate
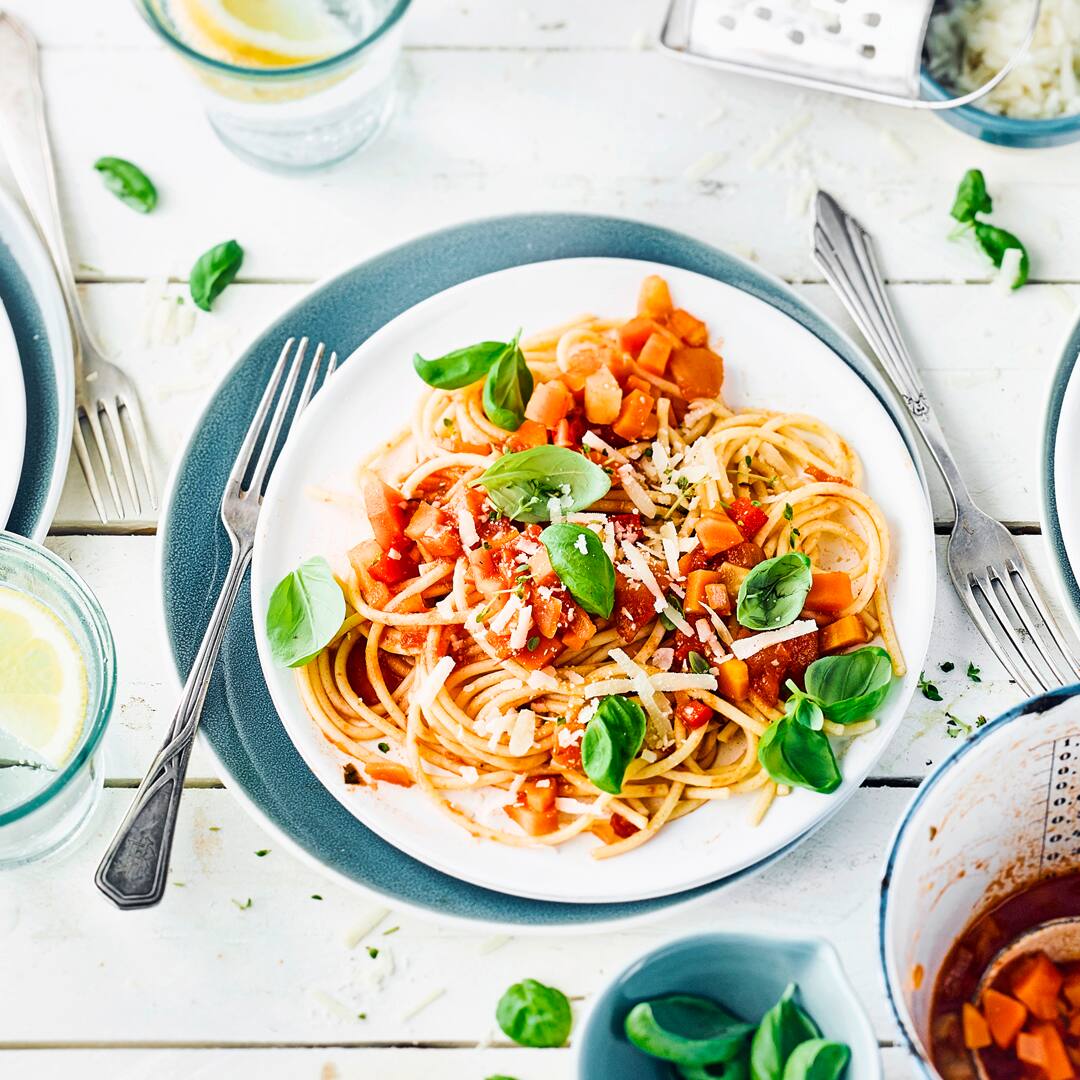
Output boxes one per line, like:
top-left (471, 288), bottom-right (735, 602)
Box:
top-left (508, 604), bottom-right (533, 651)
top-left (621, 541), bottom-right (667, 613)
top-left (996, 246), bottom-right (1024, 292)
top-left (387, 548), bottom-right (401, 561)
top-left (880, 128), bottom-right (916, 163)
top-left (608, 648), bottom-right (673, 741)
top-left (547, 495), bottom-right (564, 523)
top-left (652, 647), bottom-right (674, 672)
top-left (311, 989), bottom-right (357, 1022)
top-left (489, 595), bottom-right (522, 634)
top-left (416, 656), bottom-right (455, 707)
top-left (684, 150), bottom-right (727, 183)
top-left (556, 797), bottom-right (601, 815)
top-left (478, 935), bottom-right (511, 954)
top-left (402, 987), bottom-right (446, 1022)
top-left (618, 465), bottom-right (658, 518)
top-left (527, 668), bottom-right (560, 691)
top-left (662, 603), bottom-right (694, 637)
top-left (434, 595), bottom-right (456, 617)
top-left (641, 748), bottom-right (659, 763)
top-left (582, 429), bottom-right (628, 463)
top-left (630, 26), bottom-right (649, 50)
top-left (574, 532), bottom-right (590, 555)
top-left (730, 620), bottom-right (819, 660)
top-left (557, 724), bottom-right (585, 748)
top-left (508, 709), bottom-right (537, 756)
top-left (659, 522), bottom-right (683, 582)
top-left (750, 112), bottom-right (811, 170)
top-left (648, 673), bottom-right (718, 692)
top-left (343, 907), bottom-right (390, 948)
top-left (456, 506), bottom-right (480, 550)
top-left (459, 765), bottom-right (479, 785)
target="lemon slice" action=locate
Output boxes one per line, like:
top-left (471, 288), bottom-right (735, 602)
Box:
top-left (0, 587), bottom-right (87, 769)
top-left (177, 0), bottom-right (354, 67)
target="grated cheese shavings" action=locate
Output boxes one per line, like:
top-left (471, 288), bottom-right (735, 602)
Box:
top-left (618, 465), bottom-right (657, 518)
top-left (416, 656), bottom-right (455, 707)
top-left (508, 709), bottom-right (537, 756)
top-left (456, 506), bottom-right (480, 550)
top-left (730, 620), bottom-right (819, 660)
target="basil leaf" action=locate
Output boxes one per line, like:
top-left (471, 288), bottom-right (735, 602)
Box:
top-left (758, 718), bottom-right (841, 795)
top-left (736, 553), bottom-right (812, 631)
top-left (93, 156), bottom-right (157, 213)
top-left (473, 446), bottom-right (611, 523)
top-left (680, 1056), bottom-right (750, 1080)
top-left (625, 995), bottom-right (755, 1066)
top-left (950, 168), bottom-right (991, 224)
top-left (265, 556), bottom-right (345, 667)
top-left (782, 1040), bottom-right (850, 1080)
top-left (784, 689), bottom-right (824, 732)
top-left (495, 978), bottom-right (572, 1048)
top-left (973, 222), bottom-right (1029, 289)
top-left (688, 650), bottom-right (711, 675)
top-left (539, 524), bottom-right (614, 618)
top-left (413, 340), bottom-right (508, 390)
top-left (483, 336), bottom-right (532, 431)
top-left (582, 695), bottom-right (646, 794)
top-left (751, 984), bottom-right (821, 1080)
top-left (804, 646), bottom-right (893, 725)
top-left (190, 239), bottom-right (244, 311)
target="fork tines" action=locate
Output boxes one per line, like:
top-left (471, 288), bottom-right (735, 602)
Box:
top-left (961, 558), bottom-right (1080, 697)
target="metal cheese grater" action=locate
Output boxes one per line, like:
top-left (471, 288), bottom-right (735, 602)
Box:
top-left (659, 0), bottom-right (1042, 110)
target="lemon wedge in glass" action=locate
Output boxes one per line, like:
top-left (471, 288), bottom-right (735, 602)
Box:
top-left (0, 587), bottom-right (86, 770)
top-left (177, 0), bottom-right (354, 67)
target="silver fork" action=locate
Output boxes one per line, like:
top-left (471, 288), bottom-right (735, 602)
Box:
top-left (0, 13), bottom-right (155, 524)
top-left (813, 190), bottom-right (1080, 697)
top-left (95, 337), bottom-right (336, 909)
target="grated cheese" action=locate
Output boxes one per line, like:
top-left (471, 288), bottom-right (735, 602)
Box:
top-left (618, 465), bottom-right (658, 518)
top-left (416, 656), bottom-right (455, 707)
top-left (652, 647), bottom-right (674, 671)
top-left (659, 521), bottom-right (683, 582)
top-left (730, 620), bottom-right (819, 660)
top-left (662, 603), bottom-right (694, 637)
top-left (547, 495), bottom-right (564, 523)
top-left (581, 429), bottom-right (628, 463)
top-left (489, 594), bottom-right (521, 633)
top-left (508, 604), bottom-right (533, 651)
top-left (648, 672), bottom-right (718, 692)
top-left (456, 506), bottom-right (479, 550)
top-left (574, 532), bottom-right (590, 555)
top-left (608, 647), bottom-right (673, 742)
top-left (526, 668), bottom-right (560, 691)
top-left (508, 709), bottom-right (537, 756)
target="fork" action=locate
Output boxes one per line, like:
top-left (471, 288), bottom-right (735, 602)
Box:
top-left (812, 190), bottom-right (1080, 697)
top-left (95, 336), bottom-right (336, 909)
top-left (0, 13), bottom-right (155, 524)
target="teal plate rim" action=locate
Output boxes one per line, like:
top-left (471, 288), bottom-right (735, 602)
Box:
top-left (158, 212), bottom-right (928, 928)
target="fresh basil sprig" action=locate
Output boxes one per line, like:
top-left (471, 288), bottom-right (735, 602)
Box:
top-left (948, 169), bottom-right (1028, 289)
top-left (581, 695), bottom-right (646, 794)
top-left (473, 446), bottom-right (610, 523)
top-left (495, 978), bottom-right (572, 1048)
top-left (190, 239), bottom-right (244, 311)
top-left (539, 524), bottom-right (614, 618)
top-left (757, 716), bottom-right (841, 795)
top-left (93, 156), bottom-right (157, 213)
top-left (412, 340), bottom-right (509, 390)
top-left (784, 689), bottom-right (824, 732)
top-left (736, 553), bottom-right (812, 631)
top-left (625, 994), bottom-right (755, 1067)
top-left (782, 1039), bottom-right (851, 1080)
top-left (750, 984), bottom-right (821, 1080)
top-left (804, 646), bottom-right (893, 725)
top-left (265, 556), bottom-right (345, 667)
top-left (482, 333), bottom-right (532, 431)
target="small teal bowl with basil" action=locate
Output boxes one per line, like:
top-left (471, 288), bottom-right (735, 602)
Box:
top-left (576, 931), bottom-right (881, 1080)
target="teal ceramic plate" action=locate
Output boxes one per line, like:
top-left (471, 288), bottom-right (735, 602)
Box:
top-left (0, 185), bottom-right (73, 539)
top-left (159, 213), bottom-right (928, 927)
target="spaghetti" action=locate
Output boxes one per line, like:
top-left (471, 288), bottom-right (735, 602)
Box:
top-left (295, 275), bottom-right (904, 858)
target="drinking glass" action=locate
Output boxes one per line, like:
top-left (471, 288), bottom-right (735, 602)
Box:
top-left (134, 0), bottom-right (413, 170)
top-left (0, 532), bottom-right (116, 866)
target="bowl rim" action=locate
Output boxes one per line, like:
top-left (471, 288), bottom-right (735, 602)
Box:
top-left (133, 0), bottom-right (413, 81)
top-left (877, 682), bottom-right (1080, 1078)
top-left (574, 926), bottom-right (884, 1080)
top-left (0, 531), bottom-right (117, 826)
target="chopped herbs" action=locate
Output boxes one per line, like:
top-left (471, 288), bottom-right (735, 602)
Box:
top-left (783, 503), bottom-right (794, 521)
top-left (255, 849), bottom-right (269, 857)
top-left (383, 926), bottom-right (400, 936)
top-left (917, 672), bottom-right (943, 702)
top-left (526, 635), bottom-right (541, 651)
top-left (358, 1012), bottom-right (367, 1020)
top-left (939, 661), bottom-right (955, 673)
top-left (208, 826), bottom-right (221, 832)
top-left (366, 946), bottom-right (380, 959)
top-left (311, 894), bottom-right (323, 900)
top-left (232, 898), bottom-right (252, 910)
top-left (688, 651), bottom-right (712, 675)
top-left (377, 742), bottom-right (390, 753)
top-left (967, 662), bottom-right (982, 683)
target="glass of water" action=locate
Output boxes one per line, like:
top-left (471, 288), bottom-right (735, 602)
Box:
top-left (0, 533), bottom-right (116, 867)
top-left (135, 0), bottom-right (413, 170)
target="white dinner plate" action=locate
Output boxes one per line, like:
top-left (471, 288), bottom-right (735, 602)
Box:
top-left (251, 257), bottom-right (935, 906)
top-left (0, 295), bottom-right (26, 526)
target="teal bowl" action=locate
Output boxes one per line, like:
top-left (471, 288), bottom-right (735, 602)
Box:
top-left (576, 931), bottom-right (882, 1080)
top-left (920, 69), bottom-right (1080, 148)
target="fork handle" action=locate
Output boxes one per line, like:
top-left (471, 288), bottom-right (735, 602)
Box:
top-left (812, 191), bottom-right (975, 517)
top-left (0, 13), bottom-right (97, 365)
top-left (95, 542), bottom-right (251, 909)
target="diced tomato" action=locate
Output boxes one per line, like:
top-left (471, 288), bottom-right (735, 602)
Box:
top-left (610, 813), bottom-right (639, 838)
top-left (724, 541), bottom-right (767, 569)
top-left (406, 502), bottom-right (463, 559)
top-left (505, 803), bottom-right (558, 836)
top-left (344, 646), bottom-right (379, 706)
top-left (368, 547), bottom-right (417, 586)
top-left (610, 513), bottom-right (644, 543)
top-left (728, 497), bottom-right (769, 540)
top-left (525, 380), bottom-right (573, 430)
top-left (531, 590), bottom-right (564, 639)
top-left (349, 540), bottom-right (392, 607)
top-left (516, 635), bottom-right (563, 670)
top-left (361, 472), bottom-right (409, 551)
top-left (552, 722), bottom-right (584, 770)
top-left (614, 570), bottom-right (662, 642)
top-left (806, 463), bottom-right (851, 486)
top-left (697, 512), bottom-right (744, 557)
top-left (638, 332), bottom-right (673, 376)
top-left (506, 418), bottom-right (548, 451)
top-left (676, 699), bottom-right (713, 730)
top-left (554, 414), bottom-right (585, 449)
top-left (786, 631), bottom-right (820, 687)
top-left (669, 345), bottom-right (723, 401)
top-left (678, 543), bottom-right (710, 577)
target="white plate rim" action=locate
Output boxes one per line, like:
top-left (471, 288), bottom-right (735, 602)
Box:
top-left (0, 294), bottom-right (26, 526)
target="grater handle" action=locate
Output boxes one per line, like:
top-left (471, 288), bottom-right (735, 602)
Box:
top-left (812, 191), bottom-right (974, 516)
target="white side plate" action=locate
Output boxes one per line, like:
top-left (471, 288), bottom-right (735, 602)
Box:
top-left (0, 295), bottom-right (25, 526)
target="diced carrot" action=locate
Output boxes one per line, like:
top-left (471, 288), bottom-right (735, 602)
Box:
top-left (962, 1003), bottom-right (992, 1050)
top-left (529, 546), bottom-right (559, 587)
top-left (516, 636), bottom-right (563, 670)
top-left (642, 413), bottom-right (659, 439)
top-left (984, 988), bottom-right (1028, 1049)
top-left (1018, 1031), bottom-right (1048, 1069)
top-left (1064, 970), bottom-right (1080, 1009)
top-left (820, 614), bottom-right (868, 653)
top-left (611, 388), bottom-right (655, 442)
top-left (525, 380), bottom-right (573, 430)
top-left (1013, 953), bottom-right (1065, 1021)
top-left (1068, 1013), bottom-right (1080, 1037)
top-left (584, 366), bottom-right (623, 425)
top-left (1033, 1023), bottom-right (1075, 1080)
top-left (638, 332), bottom-right (673, 376)
top-left (606, 348), bottom-right (634, 382)
top-left (685, 569), bottom-right (722, 615)
top-left (697, 511), bottom-right (746, 556)
top-left (506, 418), bottom-right (548, 451)
top-left (366, 762), bottom-right (413, 787)
top-left (638, 274), bottom-right (673, 319)
top-left (626, 374), bottom-right (654, 394)
top-left (360, 471), bottom-right (409, 551)
top-left (704, 582), bottom-right (731, 617)
top-left (563, 607), bottom-right (597, 651)
top-left (717, 657), bottom-right (749, 702)
top-left (669, 308), bottom-right (708, 347)
top-left (522, 779), bottom-right (556, 813)
top-left (505, 802), bottom-right (558, 836)
top-left (669, 346), bottom-right (724, 400)
top-left (804, 572), bottom-right (854, 616)
top-left (531, 590), bottom-right (563, 639)
top-left (718, 562), bottom-right (751, 597)
top-left (553, 418), bottom-right (577, 448)
top-left (619, 316), bottom-right (656, 358)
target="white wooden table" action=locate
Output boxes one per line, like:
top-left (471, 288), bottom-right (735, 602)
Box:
top-left (5, 1), bottom-right (1079, 1076)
